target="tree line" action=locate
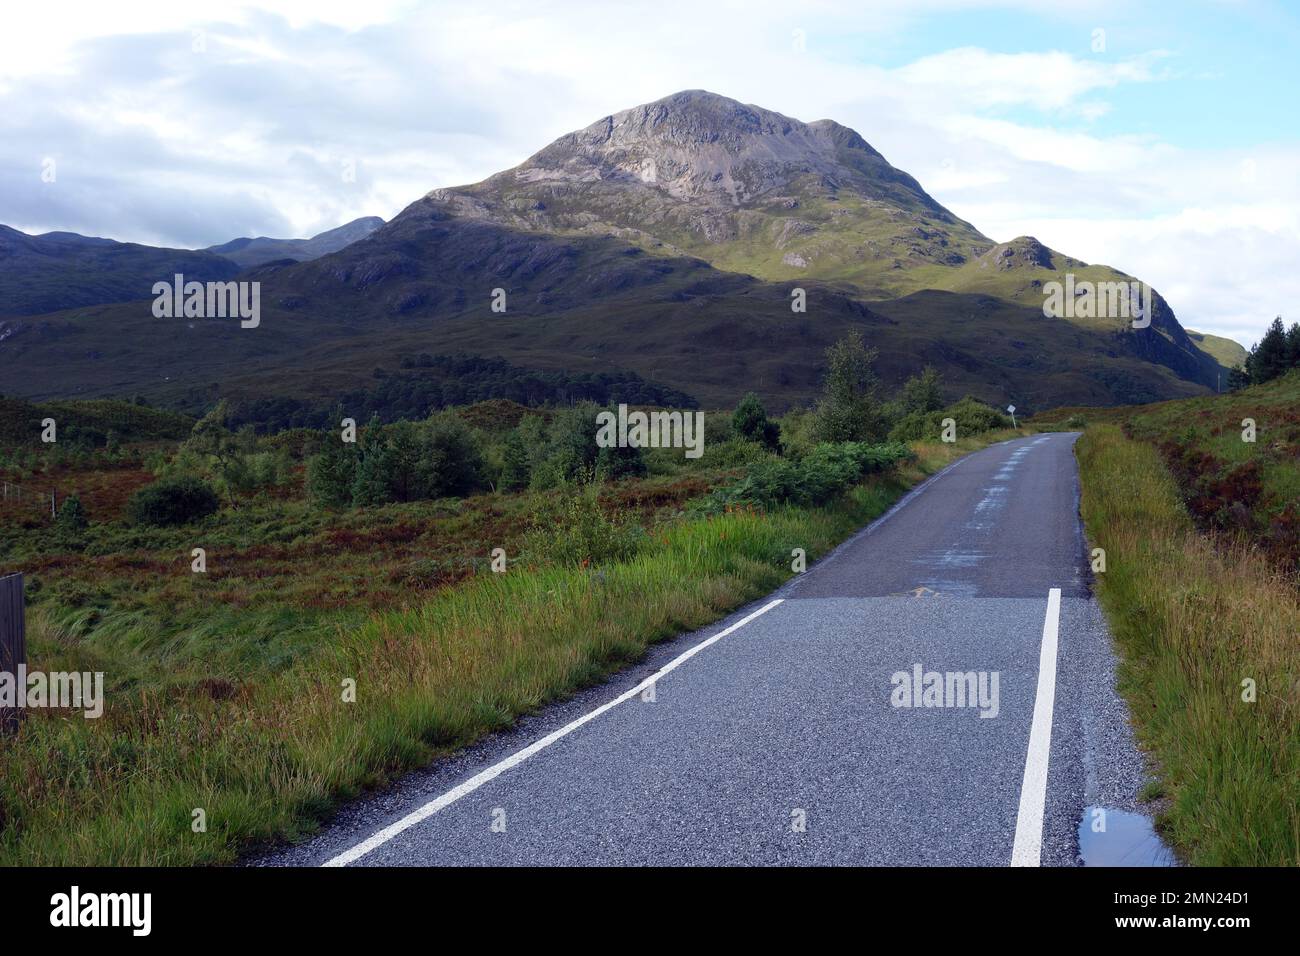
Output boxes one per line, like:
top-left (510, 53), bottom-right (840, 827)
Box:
top-left (225, 354), bottom-right (699, 433)
top-left (46, 332), bottom-right (1014, 528)
top-left (1229, 316), bottom-right (1300, 388)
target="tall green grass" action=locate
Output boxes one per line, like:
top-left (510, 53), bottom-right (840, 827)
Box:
top-left (1076, 425), bottom-right (1299, 865)
top-left (0, 432), bottom-right (1011, 864)
top-left (0, 479), bottom-right (894, 863)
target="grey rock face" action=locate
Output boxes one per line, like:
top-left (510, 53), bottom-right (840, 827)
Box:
top-left (412, 90), bottom-right (966, 251)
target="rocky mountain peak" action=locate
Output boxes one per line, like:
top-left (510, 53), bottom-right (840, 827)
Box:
top-left (586, 90), bottom-right (805, 152)
top-left (469, 90), bottom-right (938, 211)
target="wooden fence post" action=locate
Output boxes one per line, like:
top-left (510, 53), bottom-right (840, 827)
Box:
top-left (0, 573), bottom-right (24, 736)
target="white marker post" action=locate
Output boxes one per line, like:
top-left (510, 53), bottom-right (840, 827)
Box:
top-left (1007, 404), bottom-right (1017, 429)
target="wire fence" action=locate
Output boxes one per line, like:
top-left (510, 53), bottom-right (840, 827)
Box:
top-left (0, 478), bottom-right (57, 519)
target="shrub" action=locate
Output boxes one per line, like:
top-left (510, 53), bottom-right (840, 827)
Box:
top-left (523, 404), bottom-right (647, 487)
top-left (508, 415), bottom-right (551, 490)
top-left (901, 366), bottom-right (944, 414)
top-left (732, 392), bottom-right (781, 451)
top-left (424, 414), bottom-right (487, 498)
top-left (521, 484), bottom-right (644, 568)
top-left (544, 404), bottom-right (603, 482)
top-left (528, 456), bottom-right (566, 492)
top-left (342, 415), bottom-right (489, 506)
top-left (349, 417), bottom-right (395, 506)
top-left (701, 437), bottom-right (775, 468)
top-left (54, 494), bottom-right (89, 533)
top-left (127, 477), bottom-right (220, 526)
top-left (498, 428), bottom-right (531, 492)
top-left (775, 407), bottom-right (818, 457)
top-left (596, 442), bottom-right (648, 481)
top-left (307, 440), bottom-right (358, 507)
top-left (888, 397), bottom-right (1011, 442)
top-left (715, 441), bottom-right (913, 509)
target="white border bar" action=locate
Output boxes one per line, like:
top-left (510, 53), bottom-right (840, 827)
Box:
top-left (1010, 587), bottom-right (1062, 866)
top-left (323, 598), bottom-right (785, 866)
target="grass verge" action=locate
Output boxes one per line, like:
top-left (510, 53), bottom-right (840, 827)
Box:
top-left (1075, 424), bottom-right (1298, 866)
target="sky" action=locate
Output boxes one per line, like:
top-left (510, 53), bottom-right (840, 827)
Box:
top-left (2, 0), bottom-right (1297, 347)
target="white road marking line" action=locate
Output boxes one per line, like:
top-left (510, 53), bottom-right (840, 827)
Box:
top-left (1010, 587), bottom-right (1062, 866)
top-left (321, 598), bottom-right (786, 867)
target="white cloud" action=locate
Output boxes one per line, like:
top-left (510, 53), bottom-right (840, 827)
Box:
top-left (0, 0), bottom-right (1290, 345)
top-left (895, 47), bottom-right (1168, 111)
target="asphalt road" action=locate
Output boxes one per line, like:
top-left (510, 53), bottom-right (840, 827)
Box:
top-left (261, 432), bottom-right (1157, 867)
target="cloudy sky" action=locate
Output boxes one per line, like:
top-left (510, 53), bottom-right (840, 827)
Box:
top-left (2, 0), bottom-right (1297, 347)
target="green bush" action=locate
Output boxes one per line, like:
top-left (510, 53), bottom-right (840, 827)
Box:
top-left (307, 440), bottom-right (358, 507)
top-left (713, 441), bottom-right (913, 509)
top-left (545, 405), bottom-right (602, 482)
top-left (518, 404), bottom-right (648, 489)
top-left (888, 397), bottom-right (1012, 442)
top-left (54, 494), bottom-right (89, 533)
top-left (53, 494), bottom-right (90, 549)
top-left (732, 392), bottom-right (781, 451)
top-left (900, 366), bottom-right (945, 414)
top-left (334, 414), bottom-right (489, 507)
top-left (424, 414), bottom-right (487, 498)
top-left (127, 477), bottom-right (220, 527)
top-left (521, 484), bottom-right (645, 568)
top-left (775, 407), bottom-right (818, 457)
top-left (700, 437), bottom-right (775, 469)
top-left (498, 428), bottom-right (531, 492)
top-left (596, 442), bottom-right (648, 481)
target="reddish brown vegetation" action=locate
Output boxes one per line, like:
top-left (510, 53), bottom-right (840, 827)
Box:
top-left (1151, 437), bottom-right (1297, 578)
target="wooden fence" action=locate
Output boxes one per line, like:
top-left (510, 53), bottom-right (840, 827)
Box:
top-left (0, 573), bottom-right (24, 736)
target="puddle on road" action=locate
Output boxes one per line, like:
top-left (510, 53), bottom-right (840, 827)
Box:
top-left (1078, 806), bottom-right (1176, 866)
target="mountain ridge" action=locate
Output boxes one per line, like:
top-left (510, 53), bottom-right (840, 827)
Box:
top-left (401, 90), bottom-right (1218, 387)
top-left (203, 216), bottom-right (386, 268)
top-left (0, 216), bottom-right (386, 317)
top-left (0, 225), bottom-right (242, 318)
top-left (0, 90), bottom-right (1224, 416)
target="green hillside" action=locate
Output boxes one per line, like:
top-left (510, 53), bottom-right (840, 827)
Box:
top-left (1185, 329), bottom-right (1249, 370)
top-left (0, 396), bottom-right (193, 448)
top-left (0, 91), bottom-right (1223, 416)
